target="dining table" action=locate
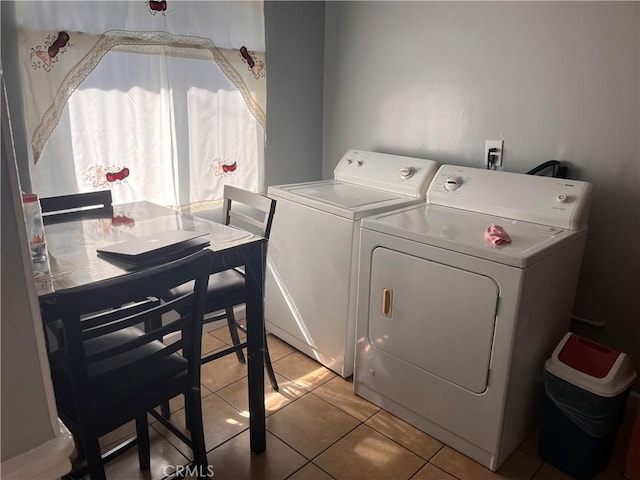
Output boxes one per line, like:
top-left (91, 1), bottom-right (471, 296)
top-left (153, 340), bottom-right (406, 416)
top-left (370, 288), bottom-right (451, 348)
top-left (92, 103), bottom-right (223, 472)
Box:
top-left (35, 200), bottom-right (267, 454)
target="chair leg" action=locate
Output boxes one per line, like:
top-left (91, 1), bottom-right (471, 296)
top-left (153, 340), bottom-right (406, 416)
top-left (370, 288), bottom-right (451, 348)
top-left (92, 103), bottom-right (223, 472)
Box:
top-left (72, 432), bottom-right (85, 460)
top-left (185, 390), bottom-right (208, 478)
top-left (160, 401), bottom-right (171, 420)
top-left (148, 307), bottom-right (172, 420)
top-left (226, 307), bottom-right (246, 363)
top-left (232, 315), bottom-right (279, 391)
top-left (263, 329), bottom-right (279, 392)
top-left (82, 433), bottom-right (106, 480)
top-left (184, 391), bottom-right (193, 431)
top-left (135, 414), bottom-right (150, 471)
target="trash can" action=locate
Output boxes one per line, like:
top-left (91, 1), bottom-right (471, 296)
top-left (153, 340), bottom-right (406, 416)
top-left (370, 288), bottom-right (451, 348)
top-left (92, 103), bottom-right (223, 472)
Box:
top-left (539, 332), bottom-right (637, 480)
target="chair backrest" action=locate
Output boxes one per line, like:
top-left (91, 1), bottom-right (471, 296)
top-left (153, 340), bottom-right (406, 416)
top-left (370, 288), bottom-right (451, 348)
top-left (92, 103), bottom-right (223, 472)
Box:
top-left (41, 190), bottom-right (113, 225)
top-left (222, 185), bottom-right (276, 239)
top-left (51, 249), bottom-right (211, 419)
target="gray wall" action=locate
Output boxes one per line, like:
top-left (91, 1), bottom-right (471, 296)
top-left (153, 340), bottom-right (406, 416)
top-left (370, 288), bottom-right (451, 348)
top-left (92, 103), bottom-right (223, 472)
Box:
top-left (2, 6), bottom-right (638, 460)
top-left (264, 1), bottom-right (325, 187)
top-left (323, 2), bottom-right (640, 369)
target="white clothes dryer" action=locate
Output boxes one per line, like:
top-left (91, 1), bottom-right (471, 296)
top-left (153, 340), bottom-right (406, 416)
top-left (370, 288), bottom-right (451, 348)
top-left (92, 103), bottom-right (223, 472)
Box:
top-left (265, 150), bottom-right (439, 377)
top-left (354, 165), bottom-right (593, 471)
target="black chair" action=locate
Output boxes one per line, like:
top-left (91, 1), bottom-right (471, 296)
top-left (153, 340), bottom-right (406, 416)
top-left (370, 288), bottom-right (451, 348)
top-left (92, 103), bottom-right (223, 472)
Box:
top-left (40, 190), bottom-right (114, 350)
top-left (46, 250), bottom-right (211, 480)
top-left (164, 185), bottom-right (278, 392)
top-left (41, 190), bottom-right (113, 225)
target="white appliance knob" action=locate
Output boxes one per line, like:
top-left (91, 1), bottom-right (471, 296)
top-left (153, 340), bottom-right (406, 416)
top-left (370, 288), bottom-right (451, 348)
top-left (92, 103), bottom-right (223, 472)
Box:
top-left (556, 194), bottom-right (568, 203)
top-left (399, 166), bottom-right (415, 179)
top-left (346, 158), bottom-right (353, 165)
top-left (357, 159), bottom-right (363, 166)
top-left (444, 176), bottom-right (463, 191)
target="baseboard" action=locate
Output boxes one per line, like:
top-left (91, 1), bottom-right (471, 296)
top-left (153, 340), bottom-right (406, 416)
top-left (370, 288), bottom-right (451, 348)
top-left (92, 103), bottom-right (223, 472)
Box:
top-left (1, 419), bottom-right (74, 480)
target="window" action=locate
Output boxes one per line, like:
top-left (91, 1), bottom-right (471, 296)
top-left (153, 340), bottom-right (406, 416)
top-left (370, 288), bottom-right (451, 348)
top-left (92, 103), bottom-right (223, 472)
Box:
top-left (16, 2), bottom-right (265, 212)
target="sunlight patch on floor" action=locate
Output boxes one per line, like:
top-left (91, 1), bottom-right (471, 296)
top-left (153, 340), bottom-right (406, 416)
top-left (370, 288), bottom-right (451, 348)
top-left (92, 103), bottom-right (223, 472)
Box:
top-left (353, 436), bottom-right (406, 468)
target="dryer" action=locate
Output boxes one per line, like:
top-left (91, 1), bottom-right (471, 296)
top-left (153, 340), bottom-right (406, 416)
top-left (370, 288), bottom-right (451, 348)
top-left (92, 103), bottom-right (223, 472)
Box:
top-left (354, 165), bottom-right (593, 471)
top-left (265, 150), bottom-right (439, 377)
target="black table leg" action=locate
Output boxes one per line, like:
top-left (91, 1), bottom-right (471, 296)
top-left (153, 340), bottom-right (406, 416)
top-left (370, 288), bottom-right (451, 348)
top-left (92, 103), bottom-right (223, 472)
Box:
top-left (244, 242), bottom-right (266, 453)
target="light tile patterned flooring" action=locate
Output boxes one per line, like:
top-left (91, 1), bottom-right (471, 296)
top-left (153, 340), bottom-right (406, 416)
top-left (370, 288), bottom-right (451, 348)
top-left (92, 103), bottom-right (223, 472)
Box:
top-left (94, 325), bottom-right (638, 480)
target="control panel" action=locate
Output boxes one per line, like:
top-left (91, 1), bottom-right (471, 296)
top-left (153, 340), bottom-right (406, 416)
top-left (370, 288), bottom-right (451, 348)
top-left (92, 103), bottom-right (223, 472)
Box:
top-left (334, 150), bottom-right (439, 198)
top-left (427, 165), bottom-right (593, 230)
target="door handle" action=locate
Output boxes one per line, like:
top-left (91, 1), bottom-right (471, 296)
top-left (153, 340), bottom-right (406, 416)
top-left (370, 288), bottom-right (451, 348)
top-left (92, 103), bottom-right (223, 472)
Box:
top-left (381, 288), bottom-right (393, 318)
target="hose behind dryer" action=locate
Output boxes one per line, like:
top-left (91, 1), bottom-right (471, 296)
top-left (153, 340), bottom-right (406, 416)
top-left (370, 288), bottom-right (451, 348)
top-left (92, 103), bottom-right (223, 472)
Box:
top-left (526, 160), bottom-right (568, 178)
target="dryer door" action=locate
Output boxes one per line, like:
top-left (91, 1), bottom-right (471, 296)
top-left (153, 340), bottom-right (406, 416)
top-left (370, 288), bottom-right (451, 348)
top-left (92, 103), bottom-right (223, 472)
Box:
top-left (368, 247), bottom-right (499, 393)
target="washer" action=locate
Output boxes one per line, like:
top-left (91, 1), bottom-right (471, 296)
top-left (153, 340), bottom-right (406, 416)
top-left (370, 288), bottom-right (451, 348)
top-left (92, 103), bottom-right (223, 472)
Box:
top-left (354, 165), bottom-right (593, 471)
top-left (265, 150), bottom-right (439, 377)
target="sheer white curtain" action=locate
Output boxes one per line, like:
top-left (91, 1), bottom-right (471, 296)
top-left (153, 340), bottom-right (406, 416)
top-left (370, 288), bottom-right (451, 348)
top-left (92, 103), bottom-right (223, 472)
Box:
top-left (15, 1), bottom-right (265, 211)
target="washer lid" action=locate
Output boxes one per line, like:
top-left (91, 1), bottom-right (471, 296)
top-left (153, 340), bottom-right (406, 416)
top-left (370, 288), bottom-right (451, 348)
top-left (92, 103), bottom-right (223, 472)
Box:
top-left (361, 203), bottom-right (586, 268)
top-left (268, 180), bottom-right (423, 220)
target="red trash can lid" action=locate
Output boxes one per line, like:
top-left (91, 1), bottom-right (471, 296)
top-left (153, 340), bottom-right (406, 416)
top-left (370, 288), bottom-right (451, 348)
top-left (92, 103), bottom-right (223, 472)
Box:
top-left (545, 332), bottom-right (637, 397)
top-left (558, 334), bottom-right (620, 378)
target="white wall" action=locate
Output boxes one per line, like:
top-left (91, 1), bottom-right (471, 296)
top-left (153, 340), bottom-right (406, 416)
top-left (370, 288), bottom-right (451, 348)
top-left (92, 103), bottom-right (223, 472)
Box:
top-left (323, 2), bottom-right (640, 368)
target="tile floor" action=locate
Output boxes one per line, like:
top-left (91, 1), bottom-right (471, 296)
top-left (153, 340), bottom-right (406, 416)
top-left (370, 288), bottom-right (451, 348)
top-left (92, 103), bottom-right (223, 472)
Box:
top-left (91, 325), bottom-right (638, 480)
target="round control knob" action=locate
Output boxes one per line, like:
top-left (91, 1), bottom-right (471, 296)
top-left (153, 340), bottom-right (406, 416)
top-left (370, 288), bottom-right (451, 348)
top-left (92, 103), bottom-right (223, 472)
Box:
top-left (556, 194), bottom-right (568, 203)
top-left (357, 159), bottom-right (363, 166)
top-left (346, 158), bottom-right (353, 165)
top-left (399, 166), bottom-right (415, 179)
top-left (444, 176), bottom-right (463, 191)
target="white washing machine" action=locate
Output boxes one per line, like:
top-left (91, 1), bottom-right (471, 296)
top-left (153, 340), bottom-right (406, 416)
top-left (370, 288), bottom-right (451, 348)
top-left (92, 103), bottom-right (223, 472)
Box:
top-left (265, 150), bottom-right (439, 377)
top-left (354, 165), bottom-right (593, 471)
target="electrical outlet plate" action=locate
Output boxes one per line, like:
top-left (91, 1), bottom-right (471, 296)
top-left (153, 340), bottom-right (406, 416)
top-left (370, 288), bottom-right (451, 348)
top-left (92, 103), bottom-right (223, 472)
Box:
top-left (484, 140), bottom-right (504, 167)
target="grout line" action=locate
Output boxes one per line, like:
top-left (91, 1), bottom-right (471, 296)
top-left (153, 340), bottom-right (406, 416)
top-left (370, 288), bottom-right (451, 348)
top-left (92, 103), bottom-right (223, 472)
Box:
top-left (208, 384), bottom-right (287, 421)
top-left (147, 421), bottom-right (193, 465)
top-left (359, 421), bottom-right (434, 463)
top-left (204, 427), bottom-right (249, 455)
top-left (270, 367), bottom-right (332, 393)
top-left (307, 420), bottom-right (362, 462)
top-left (361, 414), bottom-right (444, 462)
top-left (406, 459), bottom-right (429, 480)
top-left (282, 460), bottom-right (339, 480)
top-left (264, 391), bottom-right (361, 462)
top-left (282, 462), bottom-right (309, 480)
top-left (308, 390), bottom-right (364, 423)
top-left (211, 389), bottom-right (246, 415)
top-left (263, 424), bottom-right (307, 459)
top-left (529, 460), bottom-right (545, 480)
top-left (269, 348), bottom-right (296, 365)
top-left (423, 462), bottom-right (463, 480)
top-left (309, 461), bottom-right (338, 480)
